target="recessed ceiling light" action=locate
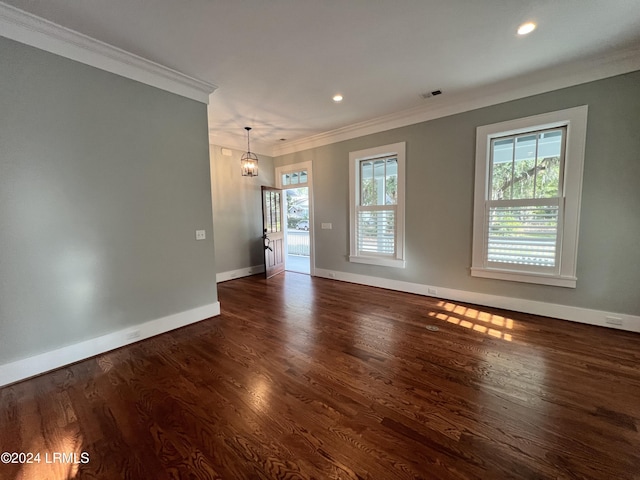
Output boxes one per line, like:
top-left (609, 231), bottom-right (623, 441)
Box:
top-left (332, 94), bottom-right (343, 103)
top-left (517, 22), bottom-right (536, 35)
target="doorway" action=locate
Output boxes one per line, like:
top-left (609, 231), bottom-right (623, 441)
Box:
top-left (284, 187), bottom-right (310, 274)
top-left (275, 161), bottom-right (315, 276)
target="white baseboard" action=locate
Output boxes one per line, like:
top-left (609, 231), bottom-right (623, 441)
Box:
top-left (0, 302), bottom-right (220, 387)
top-left (314, 269), bottom-right (640, 334)
top-left (217, 264), bottom-right (265, 283)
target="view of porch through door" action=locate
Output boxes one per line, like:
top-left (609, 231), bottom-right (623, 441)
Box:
top-left (284, 186), bottom-right (310, 274)
top-left (276, 163), bottom-right (314, 276)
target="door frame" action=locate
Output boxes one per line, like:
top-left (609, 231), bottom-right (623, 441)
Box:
top-left (275, 161), bottom-right (315, 276)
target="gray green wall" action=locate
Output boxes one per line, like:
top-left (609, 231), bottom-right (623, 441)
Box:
top-left (0, 37), bottom-right (217, 365)
top-left (275, 70), bottom-right (640, 316)
top-left (210, 145), bottom-right (275, 274)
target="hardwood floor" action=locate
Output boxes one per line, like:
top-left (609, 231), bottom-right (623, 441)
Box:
top-left (1, 273), bottom-right (639, 479)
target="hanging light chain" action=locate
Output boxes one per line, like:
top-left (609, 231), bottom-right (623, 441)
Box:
top-left (246, 126), bottom-right (252, 154)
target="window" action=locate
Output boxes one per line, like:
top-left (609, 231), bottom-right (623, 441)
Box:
top-left (349, 142), bottom-right (405, 268)
top-left (472, 106), bottom-right (588, 287)
top-left (282, 168), bottom-right (308, 186)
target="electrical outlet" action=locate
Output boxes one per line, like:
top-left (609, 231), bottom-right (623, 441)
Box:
top-left (605, 316), bottom-right (623, 326)
top-left (195, 230), bottom-right (206, 240)
top-left (329, 272), bottom-right (336, 278)
top-left (321, 223), bottom-right (332, 229)
top-left (428, 287), bottom-right (437, 295)
top-left (126, 329), bottom-right (141, 341)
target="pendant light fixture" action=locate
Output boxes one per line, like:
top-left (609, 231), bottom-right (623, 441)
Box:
top-left (241, 126), bottom-right (259, 177)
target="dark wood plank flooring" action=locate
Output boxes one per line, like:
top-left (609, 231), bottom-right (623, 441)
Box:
top-left (1, 272), bottom-right (639, 479)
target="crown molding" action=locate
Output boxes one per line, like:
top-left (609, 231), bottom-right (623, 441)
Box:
top-left (0, 1), bottom-right (217, 103)
top-left (272, 44), bottom-right (640, 157)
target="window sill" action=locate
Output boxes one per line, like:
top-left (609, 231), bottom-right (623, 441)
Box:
top-left (349, 255), bottom-right (406, 269)
top-left (471, 267), bottom-right (576, 288)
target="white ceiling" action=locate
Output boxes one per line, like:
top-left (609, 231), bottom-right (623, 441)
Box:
top-left (3, 0), bottom-right (640, 155)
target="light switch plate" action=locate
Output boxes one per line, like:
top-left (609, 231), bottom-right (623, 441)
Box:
top-left (321, 223), bottom-right (332, 230)
top-left (195, 230), bottom-right (206, 240)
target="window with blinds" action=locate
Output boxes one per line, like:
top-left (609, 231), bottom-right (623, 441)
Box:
top-left (349, 142), bottom-right (405, 268)
top-left (356, 156), bottom-right (398, 256)
top-left (486, 128), bottom-right (565, 272)
top-left (472, 106), bottom-right (587, 288)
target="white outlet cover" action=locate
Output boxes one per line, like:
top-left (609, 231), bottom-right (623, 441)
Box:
top-left (196, 230), bottom-right (206, 240)
top-left (605, 316), bottom-right (623, 325)
top-left (321, 223), bottom-right (332, 229)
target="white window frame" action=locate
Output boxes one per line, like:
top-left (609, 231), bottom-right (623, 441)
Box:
top-left (349, 142), bottom-right (406, 268)
top-left (471, 106), bottom-right (588, 288)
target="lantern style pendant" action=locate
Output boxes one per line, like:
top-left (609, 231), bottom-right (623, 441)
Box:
top-left (241, 127), bottom-right (258, 177)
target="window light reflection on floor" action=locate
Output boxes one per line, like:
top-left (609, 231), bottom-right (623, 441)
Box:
top-left (18, 431), bottom-right (83, 480)
top-left (428, 301), bottom-right (513, 341)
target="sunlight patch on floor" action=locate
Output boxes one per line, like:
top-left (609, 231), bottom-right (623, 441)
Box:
top-left (429, 302), bottom-right (514, 341)
top-left (17, 430), bottom-right (83, 480)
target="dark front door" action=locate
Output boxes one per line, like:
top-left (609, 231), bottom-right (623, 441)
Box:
top-left (261, 186), bottom-right (285, 278)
